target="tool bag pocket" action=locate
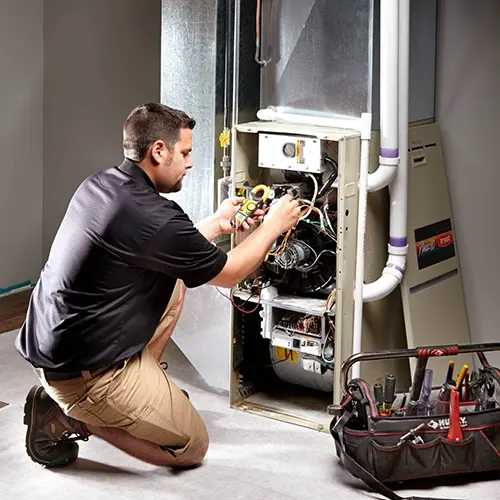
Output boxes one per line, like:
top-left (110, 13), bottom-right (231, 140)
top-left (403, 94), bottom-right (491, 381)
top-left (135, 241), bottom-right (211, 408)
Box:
top-left (341, 418), bottom-right (500, 483)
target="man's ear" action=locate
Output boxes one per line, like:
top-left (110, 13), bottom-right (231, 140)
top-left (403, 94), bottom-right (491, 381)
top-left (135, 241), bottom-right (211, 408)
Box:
top-left (150, 140), bottom-right (166, 165)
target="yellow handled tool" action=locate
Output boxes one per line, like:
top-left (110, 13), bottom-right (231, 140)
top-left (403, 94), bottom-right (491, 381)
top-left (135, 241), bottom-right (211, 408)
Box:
top-left (231, 184), bottom-right (270, 229)
top-left (455, 364), bottom-right (469, 390)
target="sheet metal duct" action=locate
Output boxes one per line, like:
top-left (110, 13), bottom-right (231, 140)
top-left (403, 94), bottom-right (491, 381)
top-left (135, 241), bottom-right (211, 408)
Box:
top-left (260, 0), bottom-right (374, 120)
top-left (260, 0), bottom-right (437, 125)
top-left (161, 0), bottom-right (259, 391)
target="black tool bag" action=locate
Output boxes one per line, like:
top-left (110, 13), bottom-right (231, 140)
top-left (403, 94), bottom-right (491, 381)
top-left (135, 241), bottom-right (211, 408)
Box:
top-left (330, 343), bottom-right (500, 500)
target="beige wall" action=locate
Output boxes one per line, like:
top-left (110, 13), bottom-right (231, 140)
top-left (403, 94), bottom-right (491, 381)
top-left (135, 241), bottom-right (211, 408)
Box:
top-left (0, 0), bottom-right (43, 291)
top-left (436, 0), bottom-right (500, 366)
top-left (43, 0), bottom-right (161, 258)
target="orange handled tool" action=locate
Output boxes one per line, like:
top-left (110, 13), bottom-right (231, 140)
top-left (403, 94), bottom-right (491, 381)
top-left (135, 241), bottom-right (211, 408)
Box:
top-left (447, 389), bottom-right (463, 441)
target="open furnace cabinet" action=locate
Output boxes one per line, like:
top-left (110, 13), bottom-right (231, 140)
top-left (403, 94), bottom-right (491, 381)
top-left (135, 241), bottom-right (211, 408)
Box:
top-left (226, 119), bottom-right (466, 432)
top-left (227, 120), bottom-right (362, 432)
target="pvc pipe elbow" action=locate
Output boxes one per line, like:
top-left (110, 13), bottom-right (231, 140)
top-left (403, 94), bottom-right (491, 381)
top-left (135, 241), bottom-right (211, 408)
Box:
top-left (362, 273), bottom-right (400, 303)
top-left (362, 252), bottom-right (406, 302)
top-left (367, 163), bottom-right (398, 192)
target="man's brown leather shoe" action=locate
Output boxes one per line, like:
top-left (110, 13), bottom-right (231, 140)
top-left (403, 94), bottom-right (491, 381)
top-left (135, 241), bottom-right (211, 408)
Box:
top-left (23, 385), bottom-right (91, 468)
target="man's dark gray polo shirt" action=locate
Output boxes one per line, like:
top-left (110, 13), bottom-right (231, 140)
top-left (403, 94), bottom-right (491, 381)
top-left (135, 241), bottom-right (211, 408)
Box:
top-left (16, 159), bottom-right (227, 373)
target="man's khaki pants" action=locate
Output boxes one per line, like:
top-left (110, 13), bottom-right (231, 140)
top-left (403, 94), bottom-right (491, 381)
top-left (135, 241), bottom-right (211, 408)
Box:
top-left (36, 281), bottom-right (207, 459)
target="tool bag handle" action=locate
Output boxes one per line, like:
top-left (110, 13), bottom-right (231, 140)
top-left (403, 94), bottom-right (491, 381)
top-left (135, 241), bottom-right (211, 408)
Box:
top-left (339, 341), bottom-right (500, 398)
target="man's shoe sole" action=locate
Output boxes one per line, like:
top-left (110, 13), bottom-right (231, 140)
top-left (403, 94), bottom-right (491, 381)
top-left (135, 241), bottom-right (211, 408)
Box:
top-left (23, 385), bottom-right (78, 468)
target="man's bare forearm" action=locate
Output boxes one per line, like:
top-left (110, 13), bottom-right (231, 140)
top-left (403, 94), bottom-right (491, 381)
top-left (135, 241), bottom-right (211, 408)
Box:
top-left (208, 222), bottom-right (282, 288)
top-left (228, 223), bottom-right (280, 278)
top-left (195, 213), bottom-right (221, 242)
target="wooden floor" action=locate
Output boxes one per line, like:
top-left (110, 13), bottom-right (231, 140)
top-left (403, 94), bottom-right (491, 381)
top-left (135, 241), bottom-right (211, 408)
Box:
top-left (0, 289), bottom-right (31, 335)
top-left (0, 289), bottom-right (31, 408)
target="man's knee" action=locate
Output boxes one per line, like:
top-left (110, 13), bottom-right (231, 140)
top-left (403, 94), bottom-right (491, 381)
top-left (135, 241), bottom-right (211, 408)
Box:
top-left (159, 425), bottom-right (209, 468)
top-left (182, 430), bottom-right (209, 467)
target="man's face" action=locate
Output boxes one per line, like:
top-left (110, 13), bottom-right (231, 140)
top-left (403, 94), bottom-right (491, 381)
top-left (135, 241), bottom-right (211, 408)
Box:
top-left (153, 128), bottom-right (193, 193)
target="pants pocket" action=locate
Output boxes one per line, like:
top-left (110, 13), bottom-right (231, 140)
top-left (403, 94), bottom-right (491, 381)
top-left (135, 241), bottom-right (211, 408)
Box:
top-left (74, 394), bottom-right (135, 428)
top-left (125, 404), bottom-right (190, 449)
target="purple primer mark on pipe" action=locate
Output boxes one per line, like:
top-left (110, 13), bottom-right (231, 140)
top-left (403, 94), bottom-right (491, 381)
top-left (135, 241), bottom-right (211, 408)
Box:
top-left (390, 237), bottom-right (407, 247)
top-left (380, 148), bottom-right (399, 158)
top-left (387, 263), bottom-right (404, 274)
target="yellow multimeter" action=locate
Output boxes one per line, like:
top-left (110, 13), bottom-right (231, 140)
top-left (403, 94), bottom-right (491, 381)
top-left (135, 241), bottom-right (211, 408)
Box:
top-left (231, 184), bottom-right (271, 228)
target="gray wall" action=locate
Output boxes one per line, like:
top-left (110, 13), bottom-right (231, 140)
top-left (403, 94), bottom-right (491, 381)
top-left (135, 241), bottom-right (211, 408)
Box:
top-left (43, 0), bottom-right (161, 257)
top-left (0, 1), bottom-right (43, 290)
top-left (436, 0), bottom-right (500, 365)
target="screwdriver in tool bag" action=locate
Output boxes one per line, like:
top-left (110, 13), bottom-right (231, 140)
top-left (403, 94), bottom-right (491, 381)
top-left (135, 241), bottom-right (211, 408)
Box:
top-left (416, 369), bottom-right (434, 416)
top-left (463, 373), bottom-right (471, 401)
top-left (406, 356), bottom-right (429, 416)
top-left (435, 364), bottom-right (467, 414)
top-left (433, 382), bottom-right (454, 415)
top-left (455, 364), bottom-right (469, 401)
top-left (373, 383), bottom-right (384, 415)
top-left (446, 360), bottom-right (455, 383)
top-left (383, 374), bottom-right (396, 416)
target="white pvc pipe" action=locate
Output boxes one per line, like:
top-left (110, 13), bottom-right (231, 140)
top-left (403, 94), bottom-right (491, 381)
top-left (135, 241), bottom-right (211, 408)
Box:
top-left (380, 0), bottom-right (399, 156)
top-left (352, 113), bottom-right (372, 380)
top-left (391, 0), bottom-right (409, 252)
top-left (366, 0), bottom-right (400, 192)
top-left (363, 0), bottom-right (409, 304)
top-left (256, 106), bottom-right (362, 131)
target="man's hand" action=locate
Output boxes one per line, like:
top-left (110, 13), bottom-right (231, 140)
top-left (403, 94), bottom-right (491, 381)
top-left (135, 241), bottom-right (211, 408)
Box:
top-left (216, 197), bottom-right (264, 234)
top-left (262, 195), bottom-right (301, 235)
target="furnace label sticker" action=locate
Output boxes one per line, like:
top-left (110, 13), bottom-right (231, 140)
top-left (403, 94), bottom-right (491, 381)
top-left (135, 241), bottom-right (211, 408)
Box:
top-left (275, 347), bottom-right (299, 363)
top-left (295, 140), bottom-right (305, 164)
top-left (414, 218), bottom-right (455, 270)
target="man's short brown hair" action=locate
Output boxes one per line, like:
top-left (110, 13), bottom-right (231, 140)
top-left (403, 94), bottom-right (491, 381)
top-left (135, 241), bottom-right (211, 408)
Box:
top-left (123, 103), bottom-right (196, 162)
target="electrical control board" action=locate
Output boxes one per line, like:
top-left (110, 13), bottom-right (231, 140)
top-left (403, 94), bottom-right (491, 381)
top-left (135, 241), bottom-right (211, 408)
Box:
top-left (258, 133), bottom-right (336, 174)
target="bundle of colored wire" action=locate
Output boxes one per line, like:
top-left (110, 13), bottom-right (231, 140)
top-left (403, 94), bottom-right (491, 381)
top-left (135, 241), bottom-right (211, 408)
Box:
top-left (325, 289), bottom-right (336, 311)
top-left (216, 272), bottom-right (261, 314)
top-left (299, 174), bottom-right (319, 220)
top-left (267, 229), bottom-right (292, 257)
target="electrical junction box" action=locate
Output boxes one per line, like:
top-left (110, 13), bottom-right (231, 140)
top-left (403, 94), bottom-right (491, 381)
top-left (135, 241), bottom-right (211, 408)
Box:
top-left (301, 358), bottom-right (323, 374)
top-left (300, 338), bottom-right (322, 357)
top-left (270, 331), bottom-right (294, 350)
top-left (258, 133), bottom-right (333, 174)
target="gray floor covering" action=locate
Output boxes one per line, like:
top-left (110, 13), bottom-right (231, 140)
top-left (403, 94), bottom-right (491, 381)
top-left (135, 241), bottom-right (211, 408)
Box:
top-left (1, 329), bottom-right (499, 500)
